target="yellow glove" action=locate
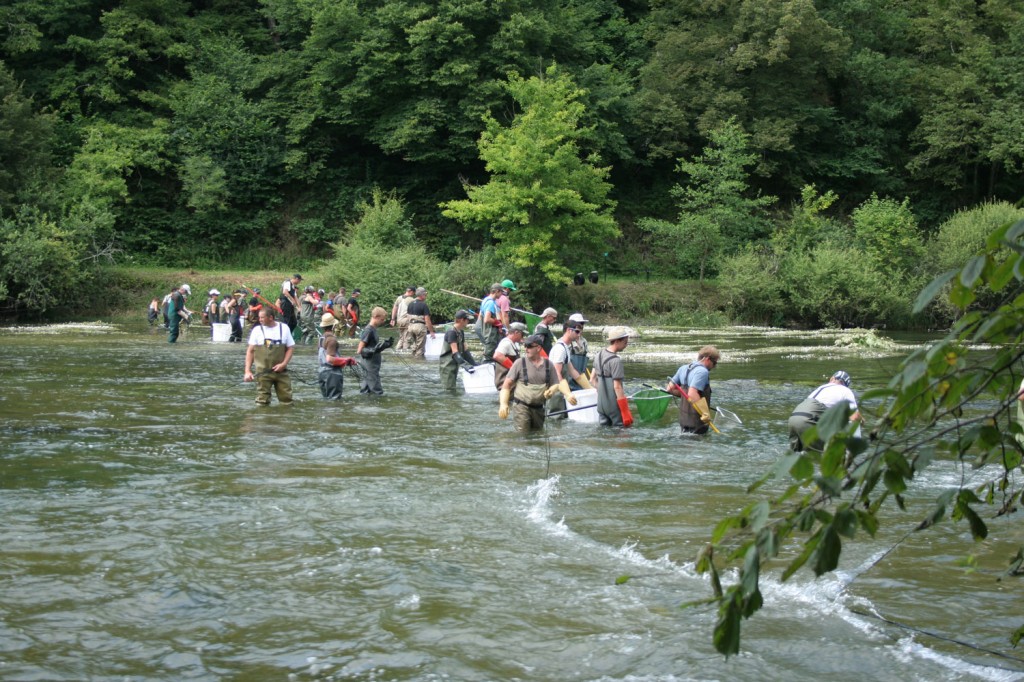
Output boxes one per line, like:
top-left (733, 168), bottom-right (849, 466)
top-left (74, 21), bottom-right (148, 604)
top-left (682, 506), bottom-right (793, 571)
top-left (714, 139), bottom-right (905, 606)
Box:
top-left (691, 396), bottom-right (712, 423)
top-left (558, 379), bottom-right (577, 406)
top-left (575, 373), bottom-right (593, 390)
top-left (498, 388), bottom-right (511, 419)
top-left (543, 384), bottom-right (559, 400)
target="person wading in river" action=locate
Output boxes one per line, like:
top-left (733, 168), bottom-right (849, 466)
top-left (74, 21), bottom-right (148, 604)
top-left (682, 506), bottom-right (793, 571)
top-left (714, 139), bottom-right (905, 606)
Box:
top-left (788, 370), bottom-right (861, 451)
top-left (439, 310), bottom-right (478, 391)
top-left (546, 320), bottom-right (593, 418)
top-left (244, 308), bottom-right (295, 405)
top-left (594, 326), bottom-right (633, 428)
top-left (356, 307), bottom-right (393, 395)
top-left (499, 334), bottom-right (575, 433)
top-left (317, 312), bottom-right (356, 400)
top-left (666, 345), bottom-right (720, 434)
top-left (492, 321), bottom-right (528, 389)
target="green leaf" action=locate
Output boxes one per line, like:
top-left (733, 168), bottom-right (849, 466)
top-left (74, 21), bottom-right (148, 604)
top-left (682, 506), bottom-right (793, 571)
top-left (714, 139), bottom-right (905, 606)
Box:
top-left (711, 515), bottom-right (744, 544)
top-left (782, 531), bottom-right (821, 581)
top-left (855, 509), bottom-right (879, 537)
top-left (811, 525), bottom-right (842, 576)
top-left (816, 403), bottom-right (851, 443)
top-left (790, 454), bottom-right (815, 481)
top-left (959, 255), bottom-right (986, 289)
top-left (615, 575), bottom-right (631, 585)
top-left (713, 597), bottom-right (742, 657)
top-left (833, 506), bottom-right (857, 538)
top-left (747, 501), bottom-right (770, 532)
top-left (913, 269), bottom-right (957, 314)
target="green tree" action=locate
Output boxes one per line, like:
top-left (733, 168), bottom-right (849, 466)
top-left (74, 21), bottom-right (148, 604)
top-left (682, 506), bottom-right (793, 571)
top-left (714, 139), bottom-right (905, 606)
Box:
top-left (699, 217), bottom-right (1024, 655)
top-left (0, 61), bottom-right (55, 209)
top-left (441, 66), bottom-right (618, 288)
top-left (640, 119), bottom-right (776, 283)
top-left (850, 193), bottom-right (924, 280)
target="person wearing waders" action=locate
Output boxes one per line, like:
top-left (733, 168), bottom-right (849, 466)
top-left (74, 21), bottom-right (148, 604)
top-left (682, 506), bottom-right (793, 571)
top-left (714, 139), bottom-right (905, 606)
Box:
top-left (278, 274), bottom-right (302, 332)
top-left (299, 285), bottom-right (318, 344)
top-left (492, 322), bottom-right (528, 389)
top-left (565, 312), bottom-right (591, 390)
top-left (439, 310), bottom-right (478, 391)
top-left (475, 283), bottom-right (504, 361)
top-left (227, 291), bottom-right (244, 342)
top-left (356, 307), bottom-right (393, 395)
top-left (405, 288), bottom-right (436, 358)
top-left (533, 307), bottom-right (558, 355)
top-left (167, 284), bottom-right (191, 343)
top-left (499, 335), bottom-right (575, 433)
top-left (788, 370), bottom-right (861, 451)
top-left (546, 320), bottom-right (594, 418)
top-left (244, 308), bottom-right (295, 405)
top-left (594, 326), bottom-right (634, 427)
top-left (391, 286), bottom-right (416, 350)
top-left (666, 345), bottom-right (720, 434)
top-left (317, 312), bottom-right (356, 400)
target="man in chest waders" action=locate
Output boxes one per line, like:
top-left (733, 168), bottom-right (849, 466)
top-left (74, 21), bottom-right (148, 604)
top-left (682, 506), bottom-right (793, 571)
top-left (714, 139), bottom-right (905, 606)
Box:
top-left (788, 370), bottom-right (861, 451)
top-left (594, 326), bottom-right (634, 427)
top-left (499, 335), bottom-right (575, 433)
top-left (317, 313), bottom-right (357, 400)
top-left (439, 310), bottom-right (478, 391)
top-left (492, 322), bottom-right (528, 390)
top-left (546, 321), bottom-right (594, 418)
top-left (666, 345), bottom-right (720, 434)
top-left (244, 308), bottom-right (296, 405)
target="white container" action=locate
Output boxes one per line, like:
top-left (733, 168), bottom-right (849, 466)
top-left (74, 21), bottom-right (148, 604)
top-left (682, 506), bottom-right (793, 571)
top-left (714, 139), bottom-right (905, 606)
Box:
top-left (567, 388), bottom-right (599, 423)
top-left (460, 363), bottom-right (497, 394)
top-left (424, 334), bottom-right (444, 358)
top-left (211, 323), bottom-right (231, 343)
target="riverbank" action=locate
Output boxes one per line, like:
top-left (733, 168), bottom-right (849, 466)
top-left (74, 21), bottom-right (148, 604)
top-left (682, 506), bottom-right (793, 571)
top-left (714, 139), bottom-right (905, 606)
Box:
top-left (88, 265), bottom-right (732, 327)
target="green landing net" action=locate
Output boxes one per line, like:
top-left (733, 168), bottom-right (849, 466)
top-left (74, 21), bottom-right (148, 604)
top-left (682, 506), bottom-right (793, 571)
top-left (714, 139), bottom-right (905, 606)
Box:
top-left (632, 389), bottom-right (671, 423)
top-left (523, 312), bottom-right (541, 333)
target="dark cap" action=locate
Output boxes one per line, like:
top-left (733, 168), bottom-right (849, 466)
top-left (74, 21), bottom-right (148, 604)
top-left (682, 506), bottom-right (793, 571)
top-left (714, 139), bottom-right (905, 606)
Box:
top-left (524, 334), bottom-right (544, 347)
top-left (564, 320), bottom-right (582, 331)
top-left (353, 288), bottom-right (361, 295)
top-left (293, 274), bottom-right (303, 281)
top-left (455, 309), bottom-right (472, 320)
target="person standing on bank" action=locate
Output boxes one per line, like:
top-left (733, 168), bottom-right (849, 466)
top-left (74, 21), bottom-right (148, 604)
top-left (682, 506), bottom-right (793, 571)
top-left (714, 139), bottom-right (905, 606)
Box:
top-left (244, 308), bottom-right (295, 405)
top-left (499, 334), bottom-right (575, 433)
top-left (356, 307), bottom-right (393, 395)
top-left (594, 327), bottom-right (633, 427)
top-left (405, 287), bottom-right (436, 358)
top-left (546, 320), bottom-right (594, 417)
top-left (788, 371), bottom-right (861, 452)
top-left (279, 274), bottom-right (302, 331)
top-left (534, 307), bottom-right (558, 354)
top-left (440, 310), bottom-right (478, 391)
top-left (492, 322), bottom-right (528, 389)
top-left (391, 285), bottom-right (416, 350)
top-left (666, 345), bottom-right (720, 434)
top-left (317, 312), bottom-right (356, 400)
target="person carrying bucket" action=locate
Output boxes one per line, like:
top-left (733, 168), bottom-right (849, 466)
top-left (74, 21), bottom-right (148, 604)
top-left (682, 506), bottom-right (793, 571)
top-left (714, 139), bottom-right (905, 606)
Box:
top-left (243, 308), bottom-right (295, 405)
top-left (546, 320), bottom-right (593, 418)
top-left (492, 322), bottom-right (528, 389)
top-left (666, 345), bottom-right (720, 434)
top-left (439, 310), bottom-right (479, 391)
top-left (566, 312), bottom-right (591, 390)
top-left (594, 327), bottom-right (633, 427)
top-left (499, 334), bottom-right (575, 432)
top-left (788, 370), bottom-right (861, 451)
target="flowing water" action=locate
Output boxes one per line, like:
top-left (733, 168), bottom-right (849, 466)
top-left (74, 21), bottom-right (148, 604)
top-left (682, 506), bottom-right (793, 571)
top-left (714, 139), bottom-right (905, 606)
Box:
top-left (1, 322), bottom-right (1022, 681)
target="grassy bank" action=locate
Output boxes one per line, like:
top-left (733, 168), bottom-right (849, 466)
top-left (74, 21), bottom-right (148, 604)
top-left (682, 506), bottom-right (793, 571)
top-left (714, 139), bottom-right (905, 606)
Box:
top-left (93, 265), bottom-right (731, 327)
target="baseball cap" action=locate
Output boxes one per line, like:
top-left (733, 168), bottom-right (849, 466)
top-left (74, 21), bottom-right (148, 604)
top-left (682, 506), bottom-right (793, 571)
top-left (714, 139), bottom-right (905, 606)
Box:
top-left (606, 326), bottom-right (630, 341)
top-left (564, 320), bottom-right (583, 331)
top-left (524, 334), bottom-right (544, 347)
top-left (208, 289), bottom-right (220, 296)
top-left (455, 309), bottom-right (473, 320)
top-left (293, 274), bottom-right (303, 281)
top-left (180, 284), bottom-right (191, 295)
top-left (541, 307), bottom-right (557, 318)
top-left (501, 279), bottom-right (517, 291)
top-left (508, 322), bottom-right (528, 333)
top-left (568, 313), bottom-right (588, 323)
top-left (832, 370), bottom-right (852, 387)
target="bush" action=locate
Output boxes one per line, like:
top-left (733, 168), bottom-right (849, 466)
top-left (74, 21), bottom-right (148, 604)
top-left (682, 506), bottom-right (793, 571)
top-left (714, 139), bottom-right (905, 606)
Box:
top-left (320, 242), bottom-right (445, 319)
top-left (717, 248), bottom-right (787, 326)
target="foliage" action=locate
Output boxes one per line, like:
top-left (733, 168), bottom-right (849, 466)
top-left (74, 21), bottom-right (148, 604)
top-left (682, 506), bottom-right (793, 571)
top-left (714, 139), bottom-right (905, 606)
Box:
top-left (700, 218), bottom-right (1024, 656)
top-left (346, 188), bottom-right (415, 250)
top-left (850, 194), bottom-right (925, 281)
top-left (0, 61), bottom-right (55, 209)
top-left (639, 119), bottom-right (777, 283)
top-left (441, 66), bottom-right (619, 289)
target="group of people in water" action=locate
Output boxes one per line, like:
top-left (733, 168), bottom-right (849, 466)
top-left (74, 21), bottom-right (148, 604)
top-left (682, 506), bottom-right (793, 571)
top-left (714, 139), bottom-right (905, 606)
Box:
top-left (154, 276), bottom-right (862, 450)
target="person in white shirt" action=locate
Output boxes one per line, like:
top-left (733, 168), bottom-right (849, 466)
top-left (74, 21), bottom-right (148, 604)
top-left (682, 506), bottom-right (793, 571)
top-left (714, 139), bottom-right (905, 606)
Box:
top-left (788, 370), bottom-right (861, 451)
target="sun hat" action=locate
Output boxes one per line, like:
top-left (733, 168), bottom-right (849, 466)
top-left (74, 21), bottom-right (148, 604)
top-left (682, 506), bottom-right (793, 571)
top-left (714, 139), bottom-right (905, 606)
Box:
top-left (606, 326), bottom-right (630, 341)
top-left (321, 313), bottom-right (338, 327)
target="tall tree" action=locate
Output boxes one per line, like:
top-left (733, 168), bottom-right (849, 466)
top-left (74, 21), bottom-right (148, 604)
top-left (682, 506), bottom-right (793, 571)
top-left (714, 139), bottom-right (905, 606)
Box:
top-left (441, 66), bottom-right (618, 287)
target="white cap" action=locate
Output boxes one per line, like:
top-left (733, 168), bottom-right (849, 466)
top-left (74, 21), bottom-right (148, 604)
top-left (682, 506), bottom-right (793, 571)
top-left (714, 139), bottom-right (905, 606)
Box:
top-left (568, 313), bottom-right (588, 323)
top-left (209, 289), bottom-right (220, 296)
top-left (180, 284), bottom-right (191, 295)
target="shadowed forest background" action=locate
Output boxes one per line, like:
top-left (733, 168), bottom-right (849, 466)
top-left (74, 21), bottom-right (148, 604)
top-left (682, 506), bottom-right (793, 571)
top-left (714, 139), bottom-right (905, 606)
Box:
top-left (1, 0), bottom-right (1023, 325)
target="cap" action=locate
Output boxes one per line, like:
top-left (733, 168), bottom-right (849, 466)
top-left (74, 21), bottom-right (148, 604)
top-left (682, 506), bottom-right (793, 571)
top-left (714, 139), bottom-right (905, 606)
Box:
top-left (524, 334), bottom-right (544, 347)
top-left (541, 307), bottom-right (558, 318)
top-left (405, 285), bottom-right (416, 293)
top-left (832, 370), bottom-right (852, 387)
top-left (353, 288), bottom-right (361, 295)
top-left (501, 279), bottom-right (517, 291)
top-left (415, 287), bottom-right (427, 297)
top-left (305, 285), bottom-right (315, 293)
top-left (508, 322), bottom-right (528, 334)
top-left (455, 309), bottom-right (473, 320)
top-left (317, 288), bottom-right (325, 295)
top-left (606, 326), bottom-right (630, 341)
top-left (490, 282), bottom-right (503, 293)
top-left (568, 312), bottom-right (588, 323)
top-left (208, 289), bottom-right (220, 296)
top-left (564, 320), bottom-right (583, 331)
top-left (180, 284), bottom-right (191, 295)
top-left (293, 274), bottom-right (303, 281)
top-left (321, 313), bottom-right (338, 327)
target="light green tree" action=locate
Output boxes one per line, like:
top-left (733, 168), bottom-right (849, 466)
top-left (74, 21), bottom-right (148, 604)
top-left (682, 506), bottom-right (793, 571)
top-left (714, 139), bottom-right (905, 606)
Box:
top-left (441, 65), bottom-right (618, 287)
top-left (640, 118), bottom-right (776, 283)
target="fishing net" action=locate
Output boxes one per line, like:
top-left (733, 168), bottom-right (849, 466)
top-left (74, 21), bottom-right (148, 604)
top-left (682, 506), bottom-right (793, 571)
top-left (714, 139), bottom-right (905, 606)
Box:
top-left (632, 389), bottom-right (671, 423)
top-left (523, 311), bottom-right (541, 333)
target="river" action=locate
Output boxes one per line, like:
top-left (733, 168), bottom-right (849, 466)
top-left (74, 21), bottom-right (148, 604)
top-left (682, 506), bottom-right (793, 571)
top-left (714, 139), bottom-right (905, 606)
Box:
top-left (1, 322), bottom-right (1021, 681)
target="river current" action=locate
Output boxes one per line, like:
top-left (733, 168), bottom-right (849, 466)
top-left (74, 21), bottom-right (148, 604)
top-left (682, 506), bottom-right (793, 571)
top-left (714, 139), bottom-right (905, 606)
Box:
top-left (1, 322), bottom-right (1021, 681)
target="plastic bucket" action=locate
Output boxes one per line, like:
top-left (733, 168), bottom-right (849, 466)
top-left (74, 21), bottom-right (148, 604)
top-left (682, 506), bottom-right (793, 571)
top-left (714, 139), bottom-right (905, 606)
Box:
top-left (632, 389), bottom-right (671, 423)
top-left (567, 388), bottom-right (599, 423)
top-left (211, 323), bottom-right (231, 343)
top-left (424, 334), bottom-right (444, 358)
top-left (461, 363), bottom-right (497, 394)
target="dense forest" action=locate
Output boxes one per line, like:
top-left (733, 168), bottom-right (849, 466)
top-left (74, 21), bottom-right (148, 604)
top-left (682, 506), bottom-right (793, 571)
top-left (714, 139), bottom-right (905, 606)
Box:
top-left (1, 0), bottom-right (1023, 324)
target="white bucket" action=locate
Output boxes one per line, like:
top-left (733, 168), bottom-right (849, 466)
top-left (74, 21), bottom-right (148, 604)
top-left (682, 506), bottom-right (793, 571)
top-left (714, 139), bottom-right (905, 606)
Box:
top-left (567, 388), bottom-right (599, 423)
top-left (460, 363), bottom-right (497, 394)
top-left (424, 334), bottom-right (444, 358)
top-left (211, 323), bottom-right (231, 343)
